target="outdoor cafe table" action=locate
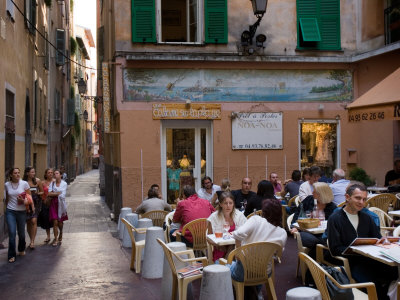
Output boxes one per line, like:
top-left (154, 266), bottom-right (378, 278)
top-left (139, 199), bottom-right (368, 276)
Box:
top-left (389, 210), bottom-right (400, 218)
top-left (206, 234), bottom-right (236, 247)
top-left (292, 221), bottom-right (327, 235)
top-left (349, 244), bottom-right (399, 277)
top-left (367, 186), bottom-right (388, 193)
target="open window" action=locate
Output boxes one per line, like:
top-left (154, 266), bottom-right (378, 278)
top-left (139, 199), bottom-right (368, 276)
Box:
top-left (296, 0), bottom-right (341, 50)
top-left (131, 0), bottom-right (227, 44)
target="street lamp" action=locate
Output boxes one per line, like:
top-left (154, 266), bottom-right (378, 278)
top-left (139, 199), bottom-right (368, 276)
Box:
top-left (241, 0), bottom-right (268, 49)
top-left (78, 78), bottom-right (103, 103)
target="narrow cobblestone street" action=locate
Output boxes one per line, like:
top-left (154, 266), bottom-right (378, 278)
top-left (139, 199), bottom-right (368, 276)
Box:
top-left (0, 170), bottom-right (161, 299)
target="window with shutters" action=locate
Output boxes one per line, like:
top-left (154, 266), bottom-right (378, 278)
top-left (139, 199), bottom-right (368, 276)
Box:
top-left (296, 0), bottom-right (341, 50)
top-left (131, 0), bottom-right (227, 44)
top-left (25, 0), bottom-right (37, 35)
top-left (6, 0), bottom-right (15, 22)
top-left (55, 90), bottom-right (61, 123)
top-left (56, 29), bottom-right (65, 66)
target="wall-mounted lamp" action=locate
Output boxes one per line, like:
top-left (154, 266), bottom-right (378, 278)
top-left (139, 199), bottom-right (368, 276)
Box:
top-left (78, 78), bottom-right (87, 95)
top-left (241, 0), bottom-right (268, 51)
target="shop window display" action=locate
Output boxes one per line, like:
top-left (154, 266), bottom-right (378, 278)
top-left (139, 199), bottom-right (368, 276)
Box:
top-left (300, 122), bottom-right (337, 177)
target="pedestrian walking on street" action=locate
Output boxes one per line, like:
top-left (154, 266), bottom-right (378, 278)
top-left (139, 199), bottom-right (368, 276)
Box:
top-left (4, 167), bottom-right (31, 263)
top-left (23, 167), bottom-right (44, 250)
top-left (48, 170), bottom-right (68, 246)
top-left (37, 168), bottom-right (54, 243)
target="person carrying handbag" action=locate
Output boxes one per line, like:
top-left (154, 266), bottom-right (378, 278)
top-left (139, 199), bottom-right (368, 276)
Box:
top-left (37, 168), bottom-right (54, 243)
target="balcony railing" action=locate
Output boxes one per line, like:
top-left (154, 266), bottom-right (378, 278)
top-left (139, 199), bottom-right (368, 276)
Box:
top-left (385, 4), bottom-right (400, 44)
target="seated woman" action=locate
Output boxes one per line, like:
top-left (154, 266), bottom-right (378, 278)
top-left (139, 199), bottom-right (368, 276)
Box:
top-left (207, 191), bottom-right (247, 262)
top-left (290, 182), bottom-right (337, 258)
top-left (229, 198), bottom-right (287, 284)
top-left (244, 180), bottom-right (275, 216)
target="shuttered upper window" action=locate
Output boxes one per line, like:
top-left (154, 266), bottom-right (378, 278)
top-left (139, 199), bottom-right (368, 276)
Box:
top-left (296, 0), bottom-right (340, 50)
top-left (131, 0), bottom-right (227, 44)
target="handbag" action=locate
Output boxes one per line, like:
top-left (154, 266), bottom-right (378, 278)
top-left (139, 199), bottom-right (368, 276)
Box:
top-left (321, 265), bottom-right (354, 300)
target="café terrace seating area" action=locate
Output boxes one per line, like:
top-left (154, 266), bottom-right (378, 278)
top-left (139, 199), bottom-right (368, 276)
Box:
top-left (118, 191), bottom-right (400, 300)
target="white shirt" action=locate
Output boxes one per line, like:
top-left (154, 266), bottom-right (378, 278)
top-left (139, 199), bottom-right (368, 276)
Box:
top-left (207, 209), bottom-right (247, 232)
top-left (344, 209), bottom-right (359, 231)
top-left (232, 215), bottom-right (287, 274)
top-left (49, 180), bottom-right (68, 201)
top-left (330, 179), bottom-right (350, 206)
top-left (298, 181), bottom-right (314, 201)
top-left (5, 180), bottom-right (30, 211)
top-left (197, 184), bottom-right (221, 202)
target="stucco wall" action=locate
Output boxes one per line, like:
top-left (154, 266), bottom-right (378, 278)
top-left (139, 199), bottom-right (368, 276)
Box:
top-left (113, 0), bottom-right (364, 55)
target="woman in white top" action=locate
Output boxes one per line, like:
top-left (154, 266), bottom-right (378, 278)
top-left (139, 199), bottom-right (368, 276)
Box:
top-left (48, 170), bottom-right (68, 246)
top-left (4, 167), bottom-right (31, 263)
top-left (207, 191), bottom-right (247, 261)
top-left (230, 198), bottom-right (287, 283)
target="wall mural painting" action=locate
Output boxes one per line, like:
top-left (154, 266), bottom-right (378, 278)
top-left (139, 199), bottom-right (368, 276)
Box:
top-left (123, 69), bottom-right (352, 102)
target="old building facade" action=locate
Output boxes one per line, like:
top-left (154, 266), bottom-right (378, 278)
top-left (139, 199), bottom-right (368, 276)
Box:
top-left (97, 0), bottom-right (400, 216)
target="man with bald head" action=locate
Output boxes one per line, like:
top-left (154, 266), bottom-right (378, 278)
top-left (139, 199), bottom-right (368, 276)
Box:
top-left (329, 168), bottom-right (350, 205)
top-left (231, 177), bottom-right (256, 209)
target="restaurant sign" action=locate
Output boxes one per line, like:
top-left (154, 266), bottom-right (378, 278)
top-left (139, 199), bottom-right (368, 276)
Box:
top-left (152, 103), bottom-right (221, 120)
top-left (348, 103), bottom-right (400, 122)
top-left (232, 112), bottom-right (283, 150)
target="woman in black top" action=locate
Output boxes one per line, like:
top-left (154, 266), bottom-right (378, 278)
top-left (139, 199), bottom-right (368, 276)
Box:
top-left (244, 180), bottom-right (275, 216)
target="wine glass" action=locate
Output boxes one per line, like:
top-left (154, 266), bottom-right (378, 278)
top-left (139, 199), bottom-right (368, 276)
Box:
top-left (382, 230), bottom-right (391, 245)
top-left (223, 222), bottom-right (230, 239)
top-left (305, 210), bottom-right (312, 219)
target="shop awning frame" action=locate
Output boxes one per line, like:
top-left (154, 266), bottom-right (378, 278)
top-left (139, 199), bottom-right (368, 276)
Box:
top-left (347, 67), bottom-right (400, 122)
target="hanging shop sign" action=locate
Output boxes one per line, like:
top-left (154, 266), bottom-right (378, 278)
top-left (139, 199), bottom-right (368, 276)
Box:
top-left (231, 112), bottom-right (283, 150)
top-left (152, 103), bottom-right (221, 120)
top-left (348, 103), bottom-right (400, 122)
top-left (102, 62), bottom-right (110, 133)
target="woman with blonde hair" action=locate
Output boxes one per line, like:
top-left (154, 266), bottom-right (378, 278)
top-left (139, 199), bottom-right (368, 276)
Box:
top-left (207, 191), bottom-right (247, 261)
top-left (290, 182), bottom-right (336, 258)
top-left (211, 178), bottom-right (231, 207)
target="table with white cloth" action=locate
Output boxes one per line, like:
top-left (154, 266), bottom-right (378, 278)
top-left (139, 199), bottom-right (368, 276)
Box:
top-left (389, 210), bottom-right (400, 218)
top-left (292, 221), bottom-right (327, 235)
top-left (206, 234), bottom-right (236, 247)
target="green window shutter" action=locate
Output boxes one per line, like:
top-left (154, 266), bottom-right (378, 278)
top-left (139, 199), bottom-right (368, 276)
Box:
top-left (67, 98), bottom-right (75, 126)
top-left (296, 0), bottom-right (340, 50)
top-left (319, 0), bottom-right (340, 50)
top-left (205, 0), bottom-right (227, 44)
top-left (299, 18), bottom-right (321, 41)
top-left (132, 0), bottom-right (156, 43)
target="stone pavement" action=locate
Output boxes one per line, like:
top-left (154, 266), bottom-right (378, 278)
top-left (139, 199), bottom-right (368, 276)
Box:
top-left (0, 170), bottom-right (162, 299)
top-left (0, 169), bottom-right (302, 299)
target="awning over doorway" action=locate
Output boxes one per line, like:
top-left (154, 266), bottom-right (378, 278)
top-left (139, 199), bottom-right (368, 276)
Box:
top-left (347, 67), bottom-right (400, 122)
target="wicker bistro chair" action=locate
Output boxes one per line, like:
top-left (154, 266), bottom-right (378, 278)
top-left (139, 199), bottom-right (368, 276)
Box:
top-left (293, 231), bottom-right (310, 285)
top-left (337, 201), bottom-right (346, 207)
top-left (288, 195), bottom-right (300, 208)
top-left (246, 210), bottom-right (262, 219)
top-left (157, 238), bottom-right (208, 300)
top-left (164, 211), bottom-right (175, 243)
top-left (366, 193), bottom-right (397, 213)
top-left (315, 243), bottom-right (355, 283)
top-left (141, 210), bottom-right (169, 227)
top-left (368, 207), bottom-right (394, 235)
top-left (176, 218), bottom-right (208, 256)
top-left (121, 218), bottom-right (147, 273)
top-left (219, 241), bottom-right (282, 300)
top-left (299, 252), bottom-right (378, 300)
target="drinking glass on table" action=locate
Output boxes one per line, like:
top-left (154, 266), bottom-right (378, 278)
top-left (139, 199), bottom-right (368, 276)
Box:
top-left (214, 225), bottom-right (223, 238)
top-left (223, 222), bottom-right (230, 239)
top-left (382, 229), bottom-right (391, 245)
top-left (305, 210), bottom-right (312, 219)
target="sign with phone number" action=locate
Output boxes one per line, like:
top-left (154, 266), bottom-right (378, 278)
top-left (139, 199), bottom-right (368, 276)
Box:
top-left (348, 103), bottom-right (400, 122)
top-left (348, 111), bottom-right (385, 122)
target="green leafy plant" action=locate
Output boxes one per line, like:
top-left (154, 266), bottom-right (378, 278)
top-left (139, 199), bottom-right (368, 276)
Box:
top-left (74, 112), bottom-right (81, 137)
top-left (70, 37), bottom-right (77, 56)
top-left (349, 167), bottom-right (373, 186)
top-left (70, 85), bottom-right (75, 98)
top-left (44, 0), bottom-right (52, 7)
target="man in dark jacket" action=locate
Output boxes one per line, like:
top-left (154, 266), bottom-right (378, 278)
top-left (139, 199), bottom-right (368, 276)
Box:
top-left (327, 182), bottom-right (396, 299)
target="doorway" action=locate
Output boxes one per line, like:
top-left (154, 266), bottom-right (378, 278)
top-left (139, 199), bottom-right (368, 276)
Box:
top-left (161, 120), bottom-right (212, 204)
